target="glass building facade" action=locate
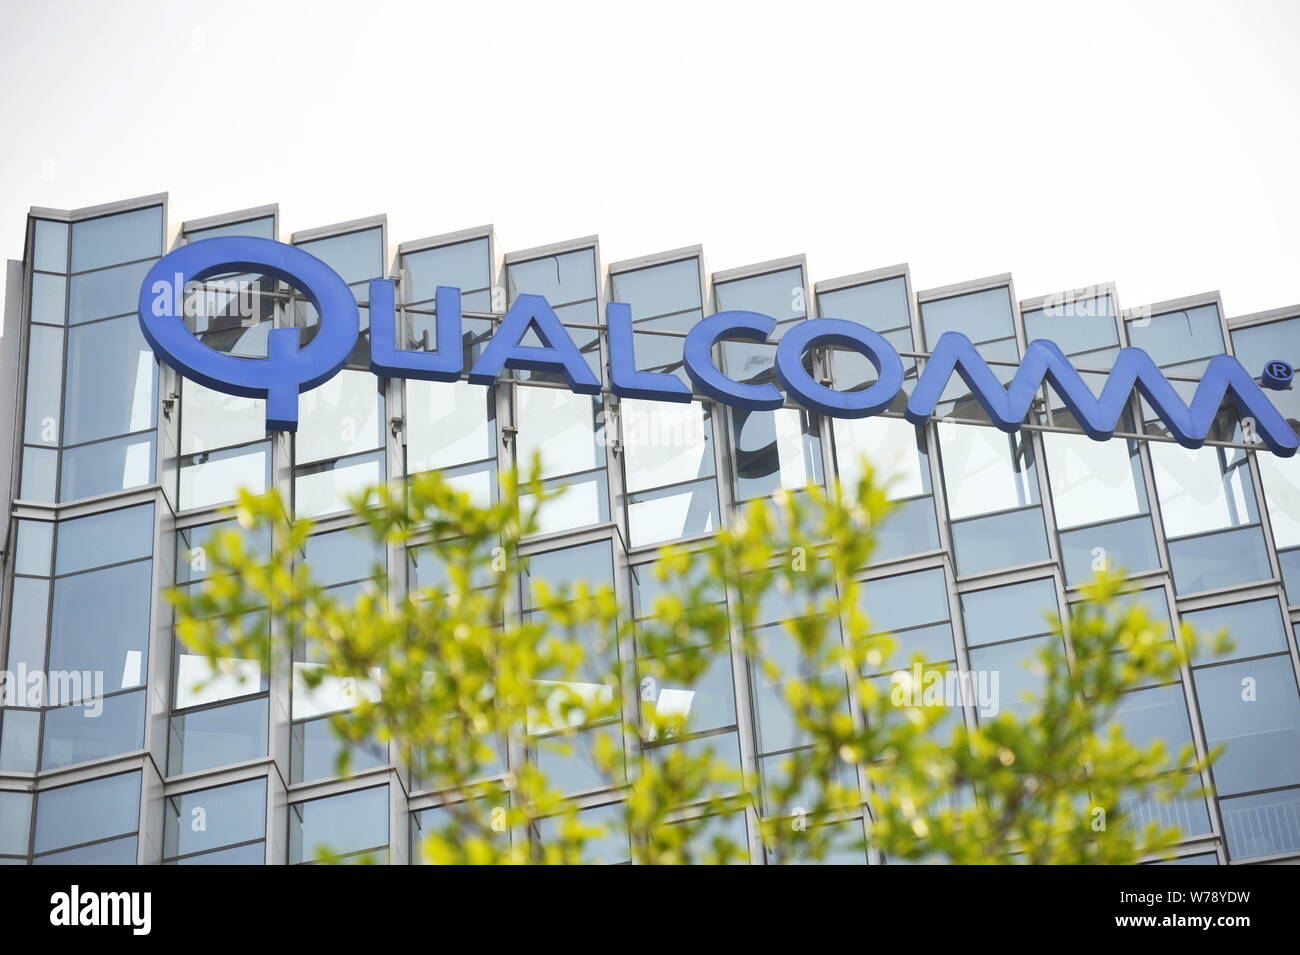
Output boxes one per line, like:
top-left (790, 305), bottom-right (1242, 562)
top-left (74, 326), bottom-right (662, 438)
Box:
top-left (1, 193), bottom-right (1298, 865)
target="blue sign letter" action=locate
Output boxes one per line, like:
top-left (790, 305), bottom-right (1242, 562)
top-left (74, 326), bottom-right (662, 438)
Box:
top-left (138, 236), bottom-right (359, 432)
top-left (683, 311), bottom-right (783, 411)
top-left (774, 318), bottom-right (904, 418)
top-left (468, 294), bottom-right (601, 394)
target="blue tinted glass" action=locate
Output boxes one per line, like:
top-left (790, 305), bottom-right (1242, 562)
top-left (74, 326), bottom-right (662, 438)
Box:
top-left (33, 219), bottom-right (68, 273)
top-left (611, 258), bottom-right (702, 320)
top-left (632, 556), bottom-right (724, 617)
top-left (880, 622), bottom-right (956, 670)
top-left (403, 238), bottom-right (491, 303)
top-left (1184, 598), bottom-right (1288, 662)
top-left (164, 778), bottom-right (266, 859)
top-left (69, 259), bottom-right (153, 324)
top-left (176, 519), bottom-right (272, 585)
top-left (523, 540), bottom-right (613, 607)
top-left (921, 287), bottom-right (1014, 346)
top-left (4, 577), bottom-right (47, 672)
top-left (1121, 786), bottom-right (1211, 837)
top-left (291, 718), bottom-right (387, 783)
top-left (174, 841), bottom-right (265, 864)
top-left (0, 790), bottom-right (31, 854)
top-left (951, 506), bottom-right (1049, 576)
top-left (296, 228), bottom-right (383, 285)
top-left (34, 834), bottom-right (137, 864)
top-left (508, 248), bottom-right (596, 306)
top-left (871, 496), bottom-right (940, 563)
top-left (14, 519), bottom-right (53, 576)
top-left (1194, 657), bottom-right (1300, 795)
top-left (715, 268), bottom-right (805, 320)
top-left (861, 567), bottom-right (949, 633)
top-left (290, 786), bottom-right (388, 863)
top-left (63, 314), bottom-right (157, 445)
top-left (535, 724), bottom-right (623, 795)
top-left (968, 635), bottom-right (1055, 722)
top-left (24, 324), bottom-right (63, 446)
top-left (302, 527), bottom-right (384, 588)
top-left (71, 207), bottom-right (162, 273)
top-left (1282, 550), bottom-right (1300, 607)
top-left (818, 277), bottom-right (910, 335)
top-left (34, 771), bottom-right (140, 853)
top-left (49, 560), bottom-right (151, 691)
top-left (537, 802), bottom-right (630, 864)
top-left (1108, 683), bottom-right (1194, 754)
top-left (55, 503), bottom-right (153, 575)
top-left (30, 271), bottom-right (65, 325)
top-left (41, 690), bottom-right (146, 770)
top-left (168, 697), bottom-right (268, 775)
top-left (0, 708), bottom-right (40, 772)
top-left (1168, 525), bottom-right (1270, 594)
top-left (1220, 788), bottom-right (1300, 860)
top-left (1059, 515), bottom-right (1161, 586)
top-left (1126, 305), bottom-right (1224, 366)
top-left (1022, 296), bottom-right (1118, 356)
top-left (186, 216), bottom-right (275, 241)
top-left (960, 578), bottom-right (1057, 647)
top-left (60, 433), bottom-right (156, 501)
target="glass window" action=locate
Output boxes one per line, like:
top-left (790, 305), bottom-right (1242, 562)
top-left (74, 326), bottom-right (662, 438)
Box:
top-left (55, 503), bottom-right (153, 575)
top-left (42, 690), bottom-right (146, 770)
top-left (407, 380), bottom-right (495, 474)
top-left (23, 324), bottom-right (63, 446)
top-left (295, 369), bottom-right (383, 465)
top-left (1183, 599), bottom-right (1288, 662)
top-left (1150, 442), bottom-right (1258, 539)
top-left (0, 790), bottom-right (31, 856)
top-left (1126, 304), bottom-right (1224, 366)
top-left (1194, 656), bottom-right (1300, 796)
top-left (938, 424), bottom-right (1039, 520)
top-left (731, 407), bottom-right (823, 502)
top-left (516, 386), bottom-right (604, 479)
top-left (33, 771), bottom-right (140, 855)
top-left (70, 206), bottom-right (162, 273)
top-left (181, 382), bottom-right (266, 455)
top-left (185, 216), bottom-right (276, 242)
top-left (33, 218), bottom-right (68, 273)
top-left (715, 267), bottom-right (806, 321)
top-left (404, 237), bottom-right (491, 306)
top-left (960, 578), bottom-right (1058, 647)
top-left (1220, 787), bottom-right (1300, 860)
top-left (296, 228), bottom-right (383, 286)
top-left (290, 786), bottom-right (389, 863)
top-left (30, 271), bottom-right (65, 325)
top-left (508, 248), bottom-right (597, 314)
top-left (69, 259), bottom-right (153, 324)
top-left (1022, 294), bottom-right (1118, 356)
top-left (967, 635), bottom-right (1055, 722)
top-left (920, 287), bottom-right (1015, 346)
top-left (49, 560), bottom-right (152, 696)
top-left (168, 697), bottom-right (268, 776)
top-left (1044, 433), bottom-right (1145, 529)
top-left (14, 519), bottom-right (53, 576)
top-left (62, 314), bottom-right (157, 446)
top-left (818, 277), bottom-right (910, 335)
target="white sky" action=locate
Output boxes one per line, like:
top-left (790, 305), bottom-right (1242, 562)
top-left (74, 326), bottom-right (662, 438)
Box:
top-left (2, 0), bottom-right (1298, 319)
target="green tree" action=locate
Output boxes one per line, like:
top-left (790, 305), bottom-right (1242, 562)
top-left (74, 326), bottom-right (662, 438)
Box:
top-left (171, 459), bottom-right (1226, 864)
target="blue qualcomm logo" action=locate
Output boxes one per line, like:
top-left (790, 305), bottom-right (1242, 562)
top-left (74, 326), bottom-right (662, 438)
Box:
top-left (139, 237), bottom-right (1299, 457)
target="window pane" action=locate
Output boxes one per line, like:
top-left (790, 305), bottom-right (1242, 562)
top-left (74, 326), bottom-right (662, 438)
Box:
top-left (960, 578), bottom-right (1057, 647)
top-left (42, 689), bottom-right (146, 770)
top-left (622, 399), bottom-right (714, 492)
top-left (34, 771), bottom-right (140, 854)
top-left (732, 407), bottom-right (822, 502)
top-left (168, 697), bottom-right (268, 776)
top-left (1044, 432), bottom-right (1144, 528)
top-left (164, 778), bottom-right (266, 859)
top-left (1194, 657), bottom-right (1300, 796)
top-left (920, 287), bottom-right (1014, 346)
top-left (71, 207), bottom-right (161, 273)
top-left (24, 324), bottom-right (63, 446)
top-left (60, 433), bottom-right (155, 501)
top-left (55, 503), bottom-right (153, 575)
top-left (290, 786), bottom-right (388, 863)
top-left (407, 380), bottom-right (494, 473)
top-left (69, 259), bottom-right (153, 324)
top-left (49, 560), bottom-right (152, 694)
top-left (63, 314), bottom-right (157, 445)
top-left (296, 228), bottom-right (382, 285)
top-left (296, 370), bottom-right (383, 464)
top-left (938, 424), bottom-right (1039, 520)
top-left (516, 387), bottom-right (604, 479)
top-left (403, 237), bottom-right (491, 304)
